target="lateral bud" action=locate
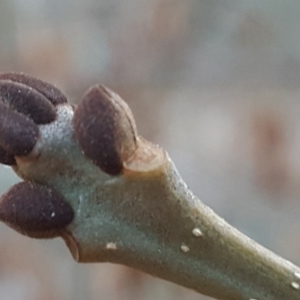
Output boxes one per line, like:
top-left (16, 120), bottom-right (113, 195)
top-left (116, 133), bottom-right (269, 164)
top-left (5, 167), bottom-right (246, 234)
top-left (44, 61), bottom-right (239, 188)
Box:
top-left (0, 182), bottom-right (74, 238)
top-left (73, 85), bottom-right (138, 176)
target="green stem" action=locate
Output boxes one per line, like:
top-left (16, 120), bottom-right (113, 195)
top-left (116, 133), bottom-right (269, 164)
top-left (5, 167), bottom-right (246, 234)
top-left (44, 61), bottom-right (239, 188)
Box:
top-left (63, 158), bottom-right (300, 300)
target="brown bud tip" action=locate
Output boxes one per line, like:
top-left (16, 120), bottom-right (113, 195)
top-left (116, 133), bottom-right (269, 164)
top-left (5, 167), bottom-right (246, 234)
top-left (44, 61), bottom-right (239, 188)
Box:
top-left (0, 80), bottom-right (56, 124)
top-left (73, 85), bottom-right (137, 176)
top-left (0, 182), bottom-right (74, 238)
top-left (0, 72), bottom-right (67, 105)
top-left (0, 145), bottom-right (16, 165)
top-left (0, 103), bottom-right (39, 156)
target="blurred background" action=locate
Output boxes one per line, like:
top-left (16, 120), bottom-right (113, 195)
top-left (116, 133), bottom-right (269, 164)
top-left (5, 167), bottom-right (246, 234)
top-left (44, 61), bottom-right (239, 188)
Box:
top-left (0, 0), bottom-right (300, 299)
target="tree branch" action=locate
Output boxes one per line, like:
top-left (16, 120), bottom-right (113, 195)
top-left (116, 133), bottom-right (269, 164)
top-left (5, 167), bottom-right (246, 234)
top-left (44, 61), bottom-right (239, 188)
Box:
top-left (0, 73), bottom-right (299, 300)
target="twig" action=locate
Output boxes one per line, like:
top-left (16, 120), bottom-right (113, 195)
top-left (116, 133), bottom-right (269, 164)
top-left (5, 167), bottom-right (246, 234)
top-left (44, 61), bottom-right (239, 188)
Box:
top-left (0, 73), bottom-right (299, 300)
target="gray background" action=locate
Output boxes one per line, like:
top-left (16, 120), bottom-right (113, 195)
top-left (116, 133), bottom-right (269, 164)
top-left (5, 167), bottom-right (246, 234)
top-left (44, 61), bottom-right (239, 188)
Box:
top-left (0, 1), bottom-right (300, 299)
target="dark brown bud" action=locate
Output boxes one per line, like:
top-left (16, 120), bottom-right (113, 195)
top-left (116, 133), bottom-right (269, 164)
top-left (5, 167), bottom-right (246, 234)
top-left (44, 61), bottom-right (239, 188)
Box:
top-left (0, 103), bottom-right (39, 156)
top-left (0, 72), bottom-right (67, 105)
top-left (0, 145), bottom-right (16, 165)
top-left (73, 85), bottom-right (137, 176)
top-left (0, 182), bottom-right (74, 238)
top-left (0, 80), bottom-right (56, 124)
